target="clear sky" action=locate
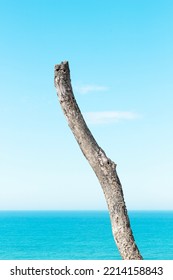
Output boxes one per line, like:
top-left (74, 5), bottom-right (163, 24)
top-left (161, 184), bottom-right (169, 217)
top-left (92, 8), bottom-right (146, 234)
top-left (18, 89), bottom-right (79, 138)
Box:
top-left (0, 0), bottom-right (173, 210)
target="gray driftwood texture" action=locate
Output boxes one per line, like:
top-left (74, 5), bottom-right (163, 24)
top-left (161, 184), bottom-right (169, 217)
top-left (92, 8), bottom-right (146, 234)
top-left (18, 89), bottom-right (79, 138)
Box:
top-left (54, 61), bottom-right (143, 260)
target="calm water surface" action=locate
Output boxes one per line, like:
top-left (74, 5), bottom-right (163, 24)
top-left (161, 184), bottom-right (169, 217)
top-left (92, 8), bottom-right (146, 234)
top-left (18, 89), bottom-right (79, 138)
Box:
top-left (0, 211), bottom-right (172, 260)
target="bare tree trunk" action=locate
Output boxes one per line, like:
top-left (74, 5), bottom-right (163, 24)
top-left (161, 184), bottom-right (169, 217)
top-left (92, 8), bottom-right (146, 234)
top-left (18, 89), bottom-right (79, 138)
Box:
top-left (54, 61), bottom-right (143, 260)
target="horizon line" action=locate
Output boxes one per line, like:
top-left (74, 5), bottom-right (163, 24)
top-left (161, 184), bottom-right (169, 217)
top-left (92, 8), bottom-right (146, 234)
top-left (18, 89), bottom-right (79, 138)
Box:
top-left (0, 209), bottom-right (173, 212)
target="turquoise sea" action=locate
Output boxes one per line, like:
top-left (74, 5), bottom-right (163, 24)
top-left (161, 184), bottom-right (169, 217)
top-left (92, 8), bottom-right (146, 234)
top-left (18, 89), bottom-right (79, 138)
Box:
top-left (0, 211), bottom-right (172, 260)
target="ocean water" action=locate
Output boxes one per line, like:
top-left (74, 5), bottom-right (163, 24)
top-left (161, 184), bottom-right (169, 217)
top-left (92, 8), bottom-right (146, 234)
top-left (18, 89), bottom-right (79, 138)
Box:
top-left (0, 211), bottom-right (172, 260)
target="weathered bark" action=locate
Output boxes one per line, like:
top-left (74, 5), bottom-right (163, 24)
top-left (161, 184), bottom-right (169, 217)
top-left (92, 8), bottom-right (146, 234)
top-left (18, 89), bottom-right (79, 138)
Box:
top-left (54, 61), bottom-right (143, 260)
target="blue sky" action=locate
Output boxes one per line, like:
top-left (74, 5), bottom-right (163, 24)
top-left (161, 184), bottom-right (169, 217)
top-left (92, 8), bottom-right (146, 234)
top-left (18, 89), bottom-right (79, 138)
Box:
top-left (0, 0), bottom-right (173, 210)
